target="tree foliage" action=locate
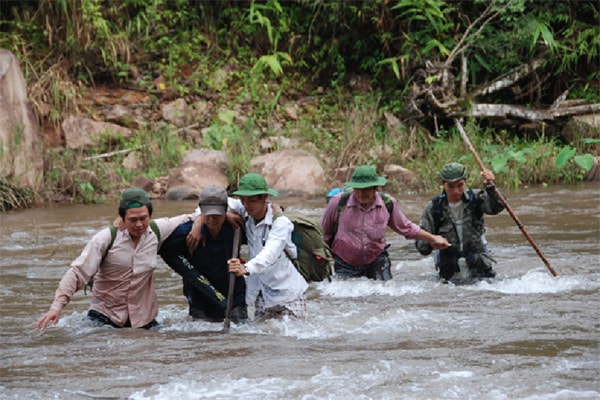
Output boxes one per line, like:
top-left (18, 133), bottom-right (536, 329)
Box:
top-left (1, 0), bottom-right (596, 104)
top-left (0, 0), bottom-right (597, 203)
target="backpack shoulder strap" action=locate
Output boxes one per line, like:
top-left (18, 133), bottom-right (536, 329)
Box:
top-left (85, 225), bottom-right (117, 294)
top-left (379, 192), bottom-right (394, 214)
top-left (332, 191), bottom-right (352, 243)
top-left (149, 220), bottom-right (160, 242)
top-left (103, 225), bottom-right (118, 261)
top-left (465, 189), bottom-right (483, 221)
top-left (338, 190), bottom-right (352, 210)
top-left (431, 194), bottom-right (445, 234)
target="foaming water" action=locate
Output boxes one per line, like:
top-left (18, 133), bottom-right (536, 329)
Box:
top-left (472, 269), bottom-right (597, 294)
top-left (1, 185), bottom-right (599, 399)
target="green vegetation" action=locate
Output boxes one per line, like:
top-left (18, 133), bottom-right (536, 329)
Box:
top-left (0, 0), bottom-right (597, 208)
top-left (0, 176), bottom-right (34, 212)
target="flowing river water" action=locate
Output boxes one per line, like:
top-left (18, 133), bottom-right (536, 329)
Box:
top-left (1, 183), bottom-right (598, 400)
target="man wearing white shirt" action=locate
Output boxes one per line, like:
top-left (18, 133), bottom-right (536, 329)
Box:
top-left (227, 173), bottom-right (308, 320)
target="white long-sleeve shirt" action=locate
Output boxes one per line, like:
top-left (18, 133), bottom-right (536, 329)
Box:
top-left (228, 199), bottom-right (308, 308)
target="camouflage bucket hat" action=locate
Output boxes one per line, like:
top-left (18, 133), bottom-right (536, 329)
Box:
top-left (438, 162), bottom-right (468, 182)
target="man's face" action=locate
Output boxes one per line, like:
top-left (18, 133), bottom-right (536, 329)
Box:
top-left (203, 214), bottom-right (226, 232)
top-left (240, 194), bottom-right (268, 220)
top-left (124, 206), bottom-right (150, 239)
top-left (443, 179), bottom-right (466, 203)
top-left (354, 187), bottom-right (377, 208)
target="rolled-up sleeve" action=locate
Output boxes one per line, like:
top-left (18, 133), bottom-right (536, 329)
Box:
top-left (388, 197), bottom-right (421, 239)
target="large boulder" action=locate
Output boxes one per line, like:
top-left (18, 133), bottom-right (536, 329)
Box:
top-left (250, 149), bottom-right (327, 197)
top-left (0, 49), bottom-right (44, 189)
top-left (383, 164), bottom-right (419, 189)
top-left (165, 149), bottom-right (229, 200)
top-left (62, 116), bottom-right (132, 150)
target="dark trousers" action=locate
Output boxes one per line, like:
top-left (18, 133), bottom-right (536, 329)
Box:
top-left (87, 310), bottom-right (158, 329)
top-left (333, 249), bottom-right (392, 281)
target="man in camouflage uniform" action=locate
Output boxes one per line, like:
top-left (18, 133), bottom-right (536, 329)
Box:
top-left (416, 162), bottom-right (505, 282)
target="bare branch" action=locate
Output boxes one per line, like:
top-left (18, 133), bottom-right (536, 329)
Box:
top-left (83, 123), bottom-right (200, 161)
top-left (550, 90), bottom-right (569, 110)
top-left (445, 1), bottom-right (499, 67)
top-left (551, 103), bottom-right (600, 118)
top-left (465, 102), bottom-right (600, 120)
top-left (470, 60), bottom-right (543, 98)
top-left (460, 51), bottom-right (467, 98)
top-left (84, 146), bottom-right (143, 161)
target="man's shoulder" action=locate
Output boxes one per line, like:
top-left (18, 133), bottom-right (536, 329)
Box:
top-left (377, 191), bottom-right (396, 203)
top-left (159, 220), bottom-right (192, 250)
top-left (271, 212), bottom-right (292, 225)
top-left (270, 212), bottom-right (295, 233)
top-left (171, 220), bottom-right (194, 235)
top-left (91, 226), bottom-right (117, 248)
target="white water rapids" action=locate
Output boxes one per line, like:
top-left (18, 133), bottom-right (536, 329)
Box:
top-left (1, 183), bottom-right (598, 399)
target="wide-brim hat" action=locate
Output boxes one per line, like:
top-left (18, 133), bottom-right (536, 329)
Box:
top-left (232, 173), bottom-right (278, 197)
top-left (119, 187), bottom-right (150, 209)
top-left (438, 162), bottom-right (468, 182)
top-left (345, 165), bottom-right (387, 189)
top-left (199, 185), bottom-right (228, 215)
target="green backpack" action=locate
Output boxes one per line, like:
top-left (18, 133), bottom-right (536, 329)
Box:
top-left (275, 212), bottom-right (334, 283)
top-left (85, 221), bottom-right (160, 293)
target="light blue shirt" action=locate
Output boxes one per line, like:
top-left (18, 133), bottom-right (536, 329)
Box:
top-left (228, 199), bottom-right (308, 308)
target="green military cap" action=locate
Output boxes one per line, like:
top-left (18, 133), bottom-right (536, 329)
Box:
top-left (119, 187), bottom-right (150, 209)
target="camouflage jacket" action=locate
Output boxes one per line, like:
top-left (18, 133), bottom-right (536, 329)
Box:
top-left (415, 187), bottom-right (505, 256)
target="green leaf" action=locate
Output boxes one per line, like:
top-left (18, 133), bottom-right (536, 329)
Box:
top-left (491, 154), bottom-right (509, 173)
top-left (474, 53), bottom-right (493, 73)
top-left (555, 146), bottom-right (577, 168)
top-left (582, 138), bottom-right (600, 144)
top-left (573, 154), bottom-right (595, 171)
top-left (217, 110), bottom-right (235, 125)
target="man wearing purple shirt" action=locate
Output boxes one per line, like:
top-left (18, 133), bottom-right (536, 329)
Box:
top-left (321, 165), bottom-right (449, 281)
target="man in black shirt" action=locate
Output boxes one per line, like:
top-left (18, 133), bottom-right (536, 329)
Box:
top-left (159, 185), bottom-right (247, 322)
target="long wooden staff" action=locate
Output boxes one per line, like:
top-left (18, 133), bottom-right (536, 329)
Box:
top-left (455, 119), bottom-right (557, 277)
top-left (223, 228), bottom-right (241, 333)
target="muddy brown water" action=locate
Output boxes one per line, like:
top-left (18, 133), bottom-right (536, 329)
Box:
top-left (1, 183), bottom-right (598, 399)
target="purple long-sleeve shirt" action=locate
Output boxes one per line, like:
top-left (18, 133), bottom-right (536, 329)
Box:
top-left (321, 191), bottom-right (421, 267)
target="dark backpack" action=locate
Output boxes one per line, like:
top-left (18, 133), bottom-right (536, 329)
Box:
top-left (275, 212), bottom-right (334, 283)
top-left (85, 221), bottom-right (160, 293)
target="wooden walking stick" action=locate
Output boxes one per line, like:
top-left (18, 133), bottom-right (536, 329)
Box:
top-left (223, 228), bottom-right (241, 333)
top-left (455, 119), bottom-right (558, 277)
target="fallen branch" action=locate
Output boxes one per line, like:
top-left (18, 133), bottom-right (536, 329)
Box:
top-left (470, 60), bottom-right (543, 98)
top-left (83, 122), bottom-right (200, 161)
top-left (465, 102), bottom-right (600, 120)
top-left (84, 146), bottom-right (143, 160)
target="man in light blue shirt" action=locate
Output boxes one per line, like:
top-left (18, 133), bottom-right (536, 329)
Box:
top-left (227, 173), bottom-right (308, 320)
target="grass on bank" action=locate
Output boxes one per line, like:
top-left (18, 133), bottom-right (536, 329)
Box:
top-left (0, 176), bottom-right (34, 212)
top-left (2, 88), bottom-right (597, 211)
top-left (24, 118), bottom-right (600, 209)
